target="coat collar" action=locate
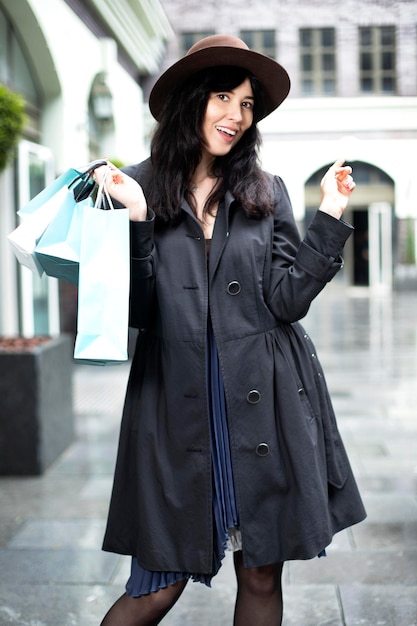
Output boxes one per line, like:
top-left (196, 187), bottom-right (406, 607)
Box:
top-left (179, 189), bottom-right (236, 230)
top-left (180, 190), bottom-right (237, 278)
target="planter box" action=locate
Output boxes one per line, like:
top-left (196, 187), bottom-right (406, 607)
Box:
top-left (0, 335), bottom-right (75, 475)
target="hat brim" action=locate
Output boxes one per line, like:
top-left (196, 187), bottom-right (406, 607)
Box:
top-left (149, 46), bottom-right (290, 122)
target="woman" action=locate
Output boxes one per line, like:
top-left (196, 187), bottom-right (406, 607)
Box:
top-left (97, 35), bottom-right (366, 625)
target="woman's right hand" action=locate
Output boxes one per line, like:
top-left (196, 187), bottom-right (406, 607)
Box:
top-left (319, 159), bottom-right (355, 220)
top-left (93, 161), bottom-right (147, 221)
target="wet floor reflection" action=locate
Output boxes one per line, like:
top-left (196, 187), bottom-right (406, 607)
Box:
top-left (0, 287), bottom-right (416, 625)
top-left (304, 288), bottom-right (417, 384)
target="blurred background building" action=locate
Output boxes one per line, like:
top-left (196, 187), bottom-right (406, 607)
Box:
top-left (158, 0), bottom-right (417, 294)
top-left (0, 0), bottom-right (416, 339)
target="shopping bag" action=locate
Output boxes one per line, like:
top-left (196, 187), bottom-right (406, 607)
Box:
top-left (34, 195), bottom-right (92, 284)
top-left (17, 168), bottom-right (81, 218)
top-left (17, 159), bottom-right (106, 218)
top-left (8, 185), bottom-right (73, 276)
top-left (8, 160), bottom-right (106, 276)
top-left (74, 174), bottom-right (130, 365)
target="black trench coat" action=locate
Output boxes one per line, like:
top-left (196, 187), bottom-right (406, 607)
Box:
top-left (102, 159), bottom-right (366, 573)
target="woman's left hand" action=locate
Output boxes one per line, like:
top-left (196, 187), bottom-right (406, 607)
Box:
top-left (319, 159), bottom-right (356, 219)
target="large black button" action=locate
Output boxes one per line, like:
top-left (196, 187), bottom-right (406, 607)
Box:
top-left (247, 389), bottom-right (261, 404)
top-left (256, 443), bottom-right (270, 457)
top-left (227, 281), bottom-right (241, 295)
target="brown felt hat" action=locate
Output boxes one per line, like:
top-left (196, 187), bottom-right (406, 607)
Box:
top-left (149, 34), bottom-right (291, 122)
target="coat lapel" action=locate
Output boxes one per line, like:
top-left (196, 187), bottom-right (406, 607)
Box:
top-left (179, 191), bottom-right (236, 280)
top-left (209, 191), bottom-right (235, 279)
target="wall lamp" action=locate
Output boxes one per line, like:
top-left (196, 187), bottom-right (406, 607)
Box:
top-left (90, 72), bottom-right (113, 121)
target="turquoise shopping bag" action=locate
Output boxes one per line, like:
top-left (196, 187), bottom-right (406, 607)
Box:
top-left (8, 160), bottom-right (106, 276)
top-left (18, 159), bottom-right (106, 217)
top-left (17, 168), bottom-right (81, 218)
top-left (8, 184), bottom-right (74, 276)
top-left (34, 195), bottom-right (92, 284)
top-left (74, 175), bottom-right (130, 365)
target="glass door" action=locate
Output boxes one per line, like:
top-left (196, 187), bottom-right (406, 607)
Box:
top-left (17, 140), bottom-right (60, 336)
top-left (368, 201), bottom-right (393, 291)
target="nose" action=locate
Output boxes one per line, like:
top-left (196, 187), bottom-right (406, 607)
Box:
top-left (227, 101), bottom-right (243, 123)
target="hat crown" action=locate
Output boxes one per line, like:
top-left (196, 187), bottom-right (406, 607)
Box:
top-left (186, 35), bottom-right (249, 57)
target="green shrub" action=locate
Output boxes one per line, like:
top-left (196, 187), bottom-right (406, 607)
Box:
top-left (109, 158), bottom-right (126, 169)
top-left (0, 84), bottom-right (26, 172)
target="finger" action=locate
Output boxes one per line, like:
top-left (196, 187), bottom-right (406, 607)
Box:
top-left (335, 166), bottom-right (352, 181)
top-left (323, 159), bottom-right (350, 184)
top-left (344, 176), bottom-right (356, 192)
top-left (329, 158), bottom-right (347, 176)
top-left (92, 164), bottom-right (109, 183)
top-left (333, 158), bottom-right (346, 169)
top-left (338, 174), bottom-right (355, 193)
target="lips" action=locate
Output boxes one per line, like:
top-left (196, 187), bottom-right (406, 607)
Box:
top-left (216, 125), bottom-right (237, 140)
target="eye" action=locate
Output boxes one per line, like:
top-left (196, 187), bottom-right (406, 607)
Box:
top-left (242, 100), bottom-right (254, 110)
top-left (216, 93), bottom-right (229, 102)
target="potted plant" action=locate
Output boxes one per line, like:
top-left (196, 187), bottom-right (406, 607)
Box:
top-left (0, 83), bottom-right (26, 172)
top-left (0, 86), bottom-right (75, 474)
top-left (0, 335), bottom-right (75, 475)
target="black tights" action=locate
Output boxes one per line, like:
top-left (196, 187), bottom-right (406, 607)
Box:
top-left (233, 552), bottom-right (283, 626)
top-left (100, 579), bottom-right (188, 626)
top-left (100, 553), bottom-right (283, 626)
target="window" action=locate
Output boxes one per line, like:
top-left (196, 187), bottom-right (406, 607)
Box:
top-left (0, 8), bottom-right (38, 102)
top-left (0, 11), bottom-right (8, 83)
top-left (181, 31), bottom-right (215, 55)
top-left (299, 28), bottom-right (336, 96)
top-left (0, 5), bottom-right (40, 141)
top-left (240, 30), bottom-right (275, 58)
top-left (359, 26), bottom-right (396, 94)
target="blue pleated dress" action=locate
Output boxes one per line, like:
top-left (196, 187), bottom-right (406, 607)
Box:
top-left (126, 240), bottom-right (240, 597)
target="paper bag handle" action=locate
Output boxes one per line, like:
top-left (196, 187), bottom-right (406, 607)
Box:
top-left (70, 159), bottom-right (108, 202)
top-left (94, 166), bottom-right (115, 211)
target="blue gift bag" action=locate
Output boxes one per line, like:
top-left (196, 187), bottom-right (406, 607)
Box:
top-left (8, 160), bottom-right (107, 276)
top-left (17, 168), bottom-right (81, 218)
top-left (34, 195), bottom-right (92, 284)
top-left (74, 174), bottom-right (130, 365)
top-left (8, 185), bottom-right (74, 276)
top-left (18, 159), bottom-right (107, 217)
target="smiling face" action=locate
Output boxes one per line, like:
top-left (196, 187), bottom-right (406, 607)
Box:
top-left (200, 77), bottom-right (254, 161)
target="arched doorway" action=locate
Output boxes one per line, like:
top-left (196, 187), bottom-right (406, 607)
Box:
top-left (305, 161), bottom-right (395, 288)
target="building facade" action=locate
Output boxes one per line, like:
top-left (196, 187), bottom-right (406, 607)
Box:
top-left (0, 0), bottom-right (172, 337)
top-left (1, 0), bottom-right (416, 341)
top-left (156, 0), bottom-right (417, 291)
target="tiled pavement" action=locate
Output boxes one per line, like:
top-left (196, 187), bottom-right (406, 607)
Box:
top-left (0, 287), bottom-right (416, 625)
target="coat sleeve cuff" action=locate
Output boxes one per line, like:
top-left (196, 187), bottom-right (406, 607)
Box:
top-left (130, 209), bottom-right (155, 259)
top-left (296, 210), bottom-right (354, 282)
top-left (305, 210), bottom-right (353, 257)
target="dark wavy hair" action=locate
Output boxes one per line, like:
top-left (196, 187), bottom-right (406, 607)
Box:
top-left (148, 66), bottom-right (274, 222)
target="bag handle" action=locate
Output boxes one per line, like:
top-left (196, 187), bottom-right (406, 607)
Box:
top-left (70, 159), bottom-right (108, 202)
top-left (94, 166), bottom-right (115, 211)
